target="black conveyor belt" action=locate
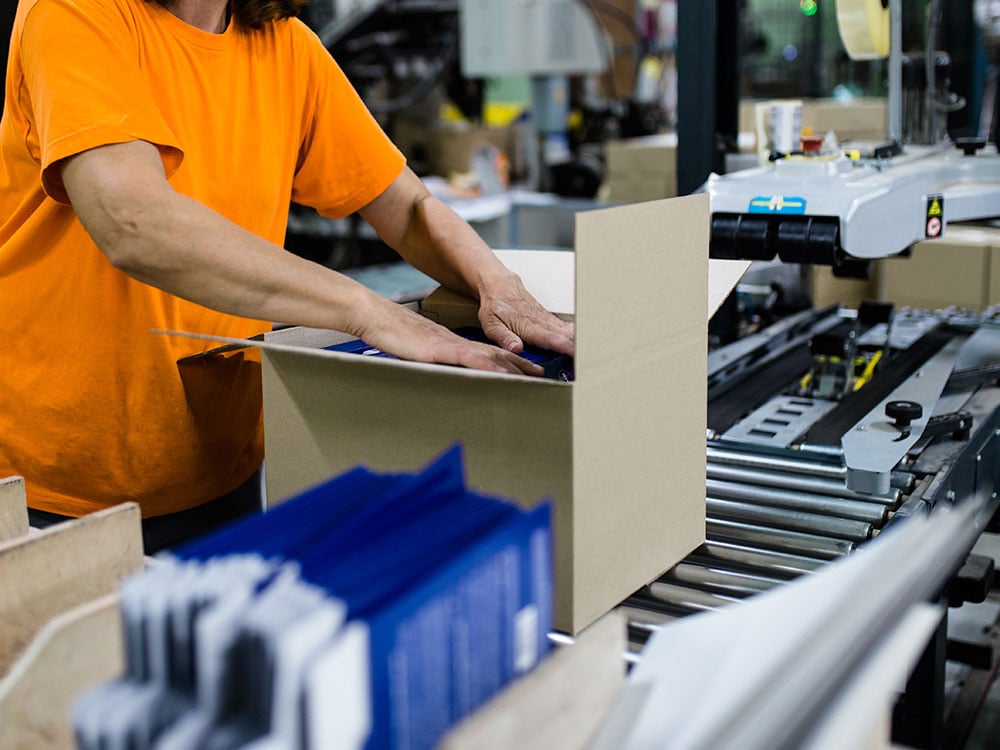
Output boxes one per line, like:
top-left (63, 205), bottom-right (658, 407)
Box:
top-left (707, 322), bottom-right (854, 435)
top-left (803, 328), bottom-right (957, 445)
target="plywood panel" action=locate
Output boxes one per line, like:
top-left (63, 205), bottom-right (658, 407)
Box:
top-left (0, 476), bottom-right (28, 543)
top-left (0, 595), bottom-right (123, 750)
top-left (0, 503), bottom-right (141, 676)
top-left (438, 612), bottom-right (626, 750)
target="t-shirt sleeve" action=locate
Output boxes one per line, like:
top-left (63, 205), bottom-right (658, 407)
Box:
top-left (20, 0), bottom-right (184, 204)
top-left (290, 24), bottom-right (406, 219)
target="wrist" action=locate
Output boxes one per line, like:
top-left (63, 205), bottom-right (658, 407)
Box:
top-left (339, 281), bottom-right (393, 340)
top-left (472, 265), bottom-right (520, 303)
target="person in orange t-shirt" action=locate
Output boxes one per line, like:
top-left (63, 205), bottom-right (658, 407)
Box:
top-left (0, 0), bottom-right (574, 552)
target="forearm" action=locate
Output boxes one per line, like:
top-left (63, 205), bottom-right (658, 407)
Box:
top-left (66, 169), bottom-right (387, 337)
top-left (391, 193), bottom-right (515, 301)
top-left (359, 168), bottom-right (515, 302)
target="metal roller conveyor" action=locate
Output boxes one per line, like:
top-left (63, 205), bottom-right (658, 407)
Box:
top-left (688, 541), bottom-right (824, 579)
top-left (707, 498), bottom-right (874, 543)
top-left (635, 581), bottom-right (742, 617)
top-left (707, 518), bottom-right (856, 560)
top-left (706, 479), bottom-right (890, 525)
top-left (706, 463), bottom-right (901, 507)
top-left (707, 446), bottom-right (846, 481)
top-left (663, 562), bottom-right (785, 598)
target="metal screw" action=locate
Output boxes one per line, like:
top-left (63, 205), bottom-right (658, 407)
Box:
top-left (857, 424), bottom-right (867, 431)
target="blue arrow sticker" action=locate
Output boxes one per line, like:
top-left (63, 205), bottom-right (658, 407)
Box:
top-left (748, 196), bottom-right (807, 214)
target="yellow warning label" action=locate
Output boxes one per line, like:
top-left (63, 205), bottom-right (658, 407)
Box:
top-left (928, 198), bottom-right (942, 216)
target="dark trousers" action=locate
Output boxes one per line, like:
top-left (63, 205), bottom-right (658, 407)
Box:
top-left (27, 467), bottom-right (264, 555)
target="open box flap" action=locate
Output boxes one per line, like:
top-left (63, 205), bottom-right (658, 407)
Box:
top-left (570, 194), bottom-right (711, 627)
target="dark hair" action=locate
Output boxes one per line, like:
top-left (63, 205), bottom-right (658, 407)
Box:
top-left (229, 0), bottom-right (311, 29)
top-left (152, 0), bottom-right (311, 30)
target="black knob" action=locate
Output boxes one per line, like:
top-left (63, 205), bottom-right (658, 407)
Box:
top-left (887, 400), bottom-right (923, 427)
top-left (955, 137), bottom-right (986, 156)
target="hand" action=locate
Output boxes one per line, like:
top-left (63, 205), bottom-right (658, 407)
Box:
top-left (357, 298), bottom-right (546, 376)
top-left (477, 271), bottom-right (575, 357)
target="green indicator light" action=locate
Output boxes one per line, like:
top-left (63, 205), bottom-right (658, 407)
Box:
top-left (801, 0), bottom-right (818, 15)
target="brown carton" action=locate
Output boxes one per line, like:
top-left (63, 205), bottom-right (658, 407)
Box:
top-left (882, 225), bottom-right (1000, 310)
top-left (170, 195), bottom-right (741, 634)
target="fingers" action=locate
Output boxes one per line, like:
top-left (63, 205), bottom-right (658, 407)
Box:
top-left (519, 316), bottom-right (575, 357)
top-left (480, 317), bottom-right (524, 353)
top-left (481, 309), bottom-right (576, 358)
top-left (444, 341), bottom-right (544, 377)
top-left (361, 301), bottom-right (548, 376)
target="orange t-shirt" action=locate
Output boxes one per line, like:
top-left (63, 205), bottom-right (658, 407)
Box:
top-left (0, 0), bottom-right (406, 517)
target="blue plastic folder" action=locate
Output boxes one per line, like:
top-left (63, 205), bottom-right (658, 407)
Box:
top-left (150, 445), bottom-right (555, 750)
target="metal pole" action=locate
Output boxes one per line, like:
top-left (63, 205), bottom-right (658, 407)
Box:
top-left (637, 581), bottom-right (741, 616)
top-left (690, 541), bottom-right (825, 578)
top-left (707, 518), bottom-right (856, 560)
top-left (888, 0), bottom-right (903, 142)
top-left (707, 446), bottom-right (846, 481)
top-left (706, 463), bottom-right (901, 507)
top-left (707, 498), bottom-right (874, 543)
top-left (664, 562), bottom-right (785, 598)
top-left (706, 479), bottom-right (890, 525)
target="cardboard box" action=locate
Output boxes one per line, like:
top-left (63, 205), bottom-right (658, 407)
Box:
top-left (802, 98), bottom-right (887, 142)
top-left (739, 98), bottom-right (888, 151)
top-left (881, 225), bottom-right (1000, 310)
top-left (255, 196), bottom-right (714, 634)
top-left (810, 265), bottom-right (880, 309)
top-left (602, 134), bottom-right (677, 203)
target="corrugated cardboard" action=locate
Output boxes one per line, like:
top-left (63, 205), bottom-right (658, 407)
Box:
top-left (811, 265), bottom-right (880, 308)
top-left (437, 612), bottom-right (626, 750)
top-left (602, 134), bottom-right (677, 203)
top-left (169, 195), bottom-right (736, 634)
top-left (262, 195), bottom-right (710, 634)
top-left (990, 236), bottom-right (1000, 303)
top-left (739, 98), bottom-right (888, 150)
top-left (882, 225), bottom-right (1000, 310)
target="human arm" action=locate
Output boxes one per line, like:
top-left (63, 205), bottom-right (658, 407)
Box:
top-left (359, 167), bottom-right (575, 357)
top-left (59, 139), bottom-right (543, 375)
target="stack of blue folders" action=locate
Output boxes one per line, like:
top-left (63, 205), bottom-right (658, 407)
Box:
top-left (72, 446), bottom-right (553, 750)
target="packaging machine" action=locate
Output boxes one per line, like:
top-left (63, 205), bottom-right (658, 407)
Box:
top-left (618, 304), bottom-right (1000, 747)
top-left (707, 0), bottom-right (1000, 276)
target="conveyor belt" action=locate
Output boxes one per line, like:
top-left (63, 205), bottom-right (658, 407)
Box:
top-left (707, 321), bottom-right (855, 435)
top-left (707, 347), bottom-right (814, 434)
top-left (804, 328), bottom-right (955, 445)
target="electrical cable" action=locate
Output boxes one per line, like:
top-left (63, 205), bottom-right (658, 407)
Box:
top-left (572, 0), bottom-right (644, 100)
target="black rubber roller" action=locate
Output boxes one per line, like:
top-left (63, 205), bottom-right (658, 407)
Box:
top-left (710, 214), bottom-right (741, 260)
top-left (736, 217), bottom-right (775, 260)
top-left (776, 217), bottom-right (839, 265)
top-left (710, 214), bottom-right (777, 261)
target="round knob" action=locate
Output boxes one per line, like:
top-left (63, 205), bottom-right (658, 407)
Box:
top-left (886, 400), bottom-right (923, 427)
